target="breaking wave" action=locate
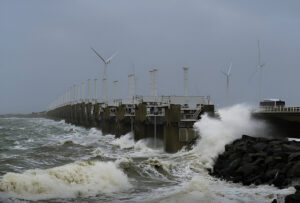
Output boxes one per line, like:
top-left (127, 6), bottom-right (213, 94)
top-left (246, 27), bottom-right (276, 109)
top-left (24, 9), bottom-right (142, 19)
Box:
top-left (158, 175), bottom-right (295, 203)
top-left (112, 132), bottom-right (135, 149)
top-left (0, 161), bottom-right (132, 200)
top-left (192, 104), bottom-right (267, 169)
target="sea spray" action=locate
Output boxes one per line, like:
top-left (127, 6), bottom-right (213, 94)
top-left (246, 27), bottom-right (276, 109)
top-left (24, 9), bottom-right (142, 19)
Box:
top-left (0, 161), bottom-right (132, 200)
top-left (192, 104), bottom-right (267, 168)
top-left (0, 113), bottom-right (293, 202)
top-left (158, 174), bottom-right (295, 203)
top-left (112, 132), bottom-right (135, 149)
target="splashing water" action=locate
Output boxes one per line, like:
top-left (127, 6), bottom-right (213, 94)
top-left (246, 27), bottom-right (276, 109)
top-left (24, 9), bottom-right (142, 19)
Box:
top-left (112, 132), bottom-right (135, 149)
top-left (0, 161), bottom-right (132, 200)
top-left (192, 104), bottom-right (267, 168)
top-left (0, 106), bottom-right (295, 202)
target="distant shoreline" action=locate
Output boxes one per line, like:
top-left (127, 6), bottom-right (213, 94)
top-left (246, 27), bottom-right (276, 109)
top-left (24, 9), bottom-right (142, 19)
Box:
top-left (0, 111), bottom-right (46, 119)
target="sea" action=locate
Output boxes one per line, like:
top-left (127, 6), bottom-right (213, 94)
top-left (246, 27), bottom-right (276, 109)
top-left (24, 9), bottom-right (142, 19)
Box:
top-left (0, 104), bottom-right (295, 202)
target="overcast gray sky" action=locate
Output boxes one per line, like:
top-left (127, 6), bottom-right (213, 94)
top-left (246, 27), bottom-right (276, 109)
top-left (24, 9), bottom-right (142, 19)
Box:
top-left (1, 0), bottom-right (300, 114)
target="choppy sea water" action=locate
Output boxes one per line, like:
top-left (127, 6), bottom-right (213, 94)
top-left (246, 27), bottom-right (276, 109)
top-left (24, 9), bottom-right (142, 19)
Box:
top-left (0, 105), bottom-right (295, 202)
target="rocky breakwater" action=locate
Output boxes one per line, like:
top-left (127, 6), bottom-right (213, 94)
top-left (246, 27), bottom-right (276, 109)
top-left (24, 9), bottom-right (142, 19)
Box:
top-left (211, 135), bottom-right (300, 202)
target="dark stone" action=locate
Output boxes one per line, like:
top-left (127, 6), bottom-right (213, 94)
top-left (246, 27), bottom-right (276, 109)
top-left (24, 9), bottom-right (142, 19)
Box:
top-left (227, 158), bottom-right (241, 172)
top-left (287, 162), bottom-right (300, 178)
top-left (282, 144), bottom-right (300, 152)
top-left (294, 185), bottom-right (300, 190)
top-left (285, 193), bottom-right (300, 203)
top-left (289, 152), bottom-right (300, 162)
top-left (273, 174), bottom-right (286, 187)
top-left (252, 142), bottom-right (268, 151)
top-left (265, 156), bottom-right (274, 165)
top-left (271, 199), bottom-right (277, 203)
top-left (243, 173), bottom-right (263, 185)
top-left (236, 163), bottom-right (258, 177)
top-left (264, 169), bottom-right (279, 182)
top-left (211, 135), bottom-right (300, 189)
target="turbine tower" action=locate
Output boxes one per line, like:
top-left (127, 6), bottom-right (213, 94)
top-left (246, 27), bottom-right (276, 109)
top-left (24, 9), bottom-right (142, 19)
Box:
top-left (91, 47), bottom-right (118, 102)
top-left (113, 80), bottom-right (118, 100)
top-left (221, 62), bottom-right (232, 97)
top-left (257, 40), bottom-right (266, 100)
top-left (183, 67), bottom-right (189, 97)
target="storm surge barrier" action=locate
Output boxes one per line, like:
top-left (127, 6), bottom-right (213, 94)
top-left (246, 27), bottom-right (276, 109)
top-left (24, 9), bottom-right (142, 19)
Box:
top-left (46, 67), bottom-right (214, 152)
top-left (47, 95), bottom-right (214, 152)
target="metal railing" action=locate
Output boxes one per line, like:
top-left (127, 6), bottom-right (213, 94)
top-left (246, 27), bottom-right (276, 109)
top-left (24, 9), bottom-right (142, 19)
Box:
top-left (259, 106), bottom-right (300, 113)
top-left (48, 94), bottom-right (211, 112)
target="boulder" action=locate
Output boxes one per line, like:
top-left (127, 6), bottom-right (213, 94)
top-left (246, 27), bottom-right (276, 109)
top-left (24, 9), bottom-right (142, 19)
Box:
top-left (287, 161), bottom-right (300, 178)
top-left (212, 135), bottom-right (300, 189)
top-left (285, 185), bottom-right (300, 203)
top-left (288, 152), bottom-right (300, 162)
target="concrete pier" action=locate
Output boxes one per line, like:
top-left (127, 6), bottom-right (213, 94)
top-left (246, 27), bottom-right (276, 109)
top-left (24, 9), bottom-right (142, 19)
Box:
top-left (254, 106), bottom-right (300, 138)
top-left (47, 96), bottom-right (214, 152)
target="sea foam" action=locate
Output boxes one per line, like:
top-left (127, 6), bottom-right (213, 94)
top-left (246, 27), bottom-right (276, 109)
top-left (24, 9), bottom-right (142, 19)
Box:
top-left (112, 133), bottom-right (135, 149)
top-left (192, 104), bottom-right (267, 168)
top-left (0, 161), bottom-right (132, 200)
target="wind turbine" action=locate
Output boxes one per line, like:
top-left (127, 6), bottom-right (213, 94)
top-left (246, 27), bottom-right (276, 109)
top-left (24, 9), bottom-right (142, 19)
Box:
top-left (91, 47), bottom-right (118, 102)
top-left (256, 40), bottom-right (266, 100)
top-left (130, 61), bottom-right (137, 98)
top-left (221, 62), bottom-right (232, 97)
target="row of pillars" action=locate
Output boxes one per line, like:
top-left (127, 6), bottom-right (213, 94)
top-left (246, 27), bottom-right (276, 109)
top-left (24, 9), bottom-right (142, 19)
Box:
top-left (49, 67), bottom-right (189, 114)
top-left (48, 74), bottom-right (135, 111)
top-left (47, 102), bottom-right (190, 153)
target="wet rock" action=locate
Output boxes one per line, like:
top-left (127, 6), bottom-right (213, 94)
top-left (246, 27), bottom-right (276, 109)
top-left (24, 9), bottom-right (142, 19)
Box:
top-left (271, 199), bottom-right (277, 203)
top-left (252, 142), bottom-right (268, 151)
top-left (236, 163), bottom-right (258, 177)
top-left (288, 152), bottom-right (300, 162)
top-left (285, 185), bottom-right (300, 203)
top-left (282, 144), bottom-right (300, 152)
top-left (211, 135), bottom-right (300, 190)
top-left (287, 162), bottom-right (300, 178)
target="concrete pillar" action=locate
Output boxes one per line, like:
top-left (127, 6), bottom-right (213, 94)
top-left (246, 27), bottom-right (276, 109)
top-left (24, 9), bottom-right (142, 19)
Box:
top-left (163, 104), bottom-right (182, 153)
top-left (134, 103), bottom-right (147, 141)
top-left (153, 69), bottom-right (158, 97)
top-left (87, 79), bottom-right (91, 102)
top-left (128, 74), bottom-right (134, 99)
top-left (81, 82), bottom-right (85, 102)
top-left (94, 78), bottom-right (98, 101)
top-left (102, 78), bottom-right (107, 102)
top-left (183, 67), bottom-right (189, 97)
top-left (86, 102), bottom-right (92, 127)
top-left (93, 103), bottom-right (100, 125)
top-left (73, 85), bottom-right (76, 103)
top-left (114, 80), bottom-right (118, 100)
top-left (149, 70), bottom-right (154, 96)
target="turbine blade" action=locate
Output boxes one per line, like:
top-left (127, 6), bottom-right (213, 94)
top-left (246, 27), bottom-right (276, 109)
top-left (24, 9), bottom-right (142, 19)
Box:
top-left (249, 66), bottom-right (260, 82)
top-left (221, 70), bottom-right (227, 76)
top-left (106, 51), bottom-right (118, 64)
top-left (228, 62), bottom-right (232, 75)
top-left (91, 47), bottom-right (106, 64)
top-left (132, 61), bottom-right (136, 75)
top-left (257, 40), bottom-right (261, 65)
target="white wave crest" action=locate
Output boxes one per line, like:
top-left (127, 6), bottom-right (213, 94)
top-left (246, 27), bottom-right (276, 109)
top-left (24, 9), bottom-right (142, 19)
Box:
top-left (57, 120), bottom-right (66, 124)
top-left (115, 157), bottom-right (133, 169)
top-left (0, 161), bottom-right (132, 200)
top-left (112, 133), bottom-right (135, 149)
top-left (192, 104), bottom-right (267, 169)
top-left (158, 175), bottom-right (295, 203)
top-left (131, 139), bottom-right (163, 157)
